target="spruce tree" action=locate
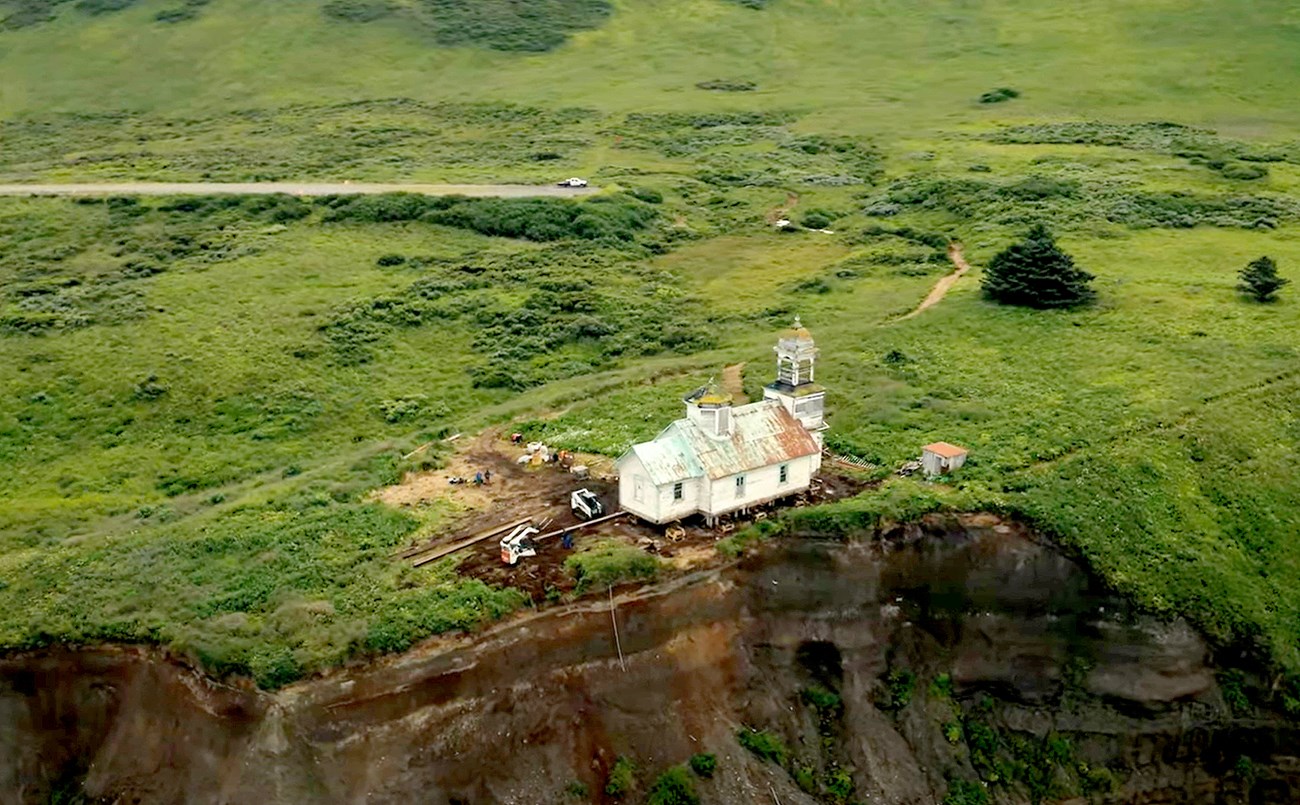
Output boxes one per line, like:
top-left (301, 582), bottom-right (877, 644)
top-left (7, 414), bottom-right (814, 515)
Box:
top-left (1237, 256), bottom-right (1288, 302)
top-left (981, 224), bottom-right (1095, 308)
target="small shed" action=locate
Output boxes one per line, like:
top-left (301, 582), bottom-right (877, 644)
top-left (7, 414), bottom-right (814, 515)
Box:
top-left (921, 442), bottom-right (968, 477)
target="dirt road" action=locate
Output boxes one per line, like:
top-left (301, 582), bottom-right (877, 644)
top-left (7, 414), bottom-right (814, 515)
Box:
top-left (0, 182), bottom-right (599, 198)
top-left (898, 241), bottom-right (970, 321)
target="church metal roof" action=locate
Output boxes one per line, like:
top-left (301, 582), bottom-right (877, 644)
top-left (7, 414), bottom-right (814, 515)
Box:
top-left (621, 400), bottom-right (820, 485)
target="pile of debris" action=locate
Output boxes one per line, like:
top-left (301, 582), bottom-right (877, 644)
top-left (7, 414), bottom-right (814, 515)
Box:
top-left (510, 434), bottom-right (588, 479)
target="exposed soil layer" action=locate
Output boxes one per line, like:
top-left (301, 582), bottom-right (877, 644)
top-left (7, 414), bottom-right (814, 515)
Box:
top-left (3, 515), bottom-right (1297, 804)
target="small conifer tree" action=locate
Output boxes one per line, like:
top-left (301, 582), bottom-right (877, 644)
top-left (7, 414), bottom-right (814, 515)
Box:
top-left (1237, 256), bottom-right (1288, 302)
top-left (981, 224), bottom-right (1095, 308)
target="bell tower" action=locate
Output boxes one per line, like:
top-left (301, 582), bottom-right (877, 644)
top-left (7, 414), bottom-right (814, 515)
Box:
top-left (763, 316), bottom-right (827, 444)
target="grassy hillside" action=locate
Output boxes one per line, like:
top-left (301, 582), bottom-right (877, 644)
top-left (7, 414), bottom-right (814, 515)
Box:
top-left (1, 0), bottom-right (1299, 687)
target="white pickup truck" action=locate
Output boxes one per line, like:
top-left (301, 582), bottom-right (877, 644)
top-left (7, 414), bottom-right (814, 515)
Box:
top-left (556, 177), bottom-right (589, 188)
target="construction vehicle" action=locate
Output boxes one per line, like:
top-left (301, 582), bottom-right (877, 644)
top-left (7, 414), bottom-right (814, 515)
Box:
top-left (500, 523), bottom-right (539, 565)
top-left (570, 488), bottom-right (604, 520)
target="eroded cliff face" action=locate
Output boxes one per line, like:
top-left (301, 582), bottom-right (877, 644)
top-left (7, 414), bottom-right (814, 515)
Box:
top-left (2, 515), bottom-right (1297, 805)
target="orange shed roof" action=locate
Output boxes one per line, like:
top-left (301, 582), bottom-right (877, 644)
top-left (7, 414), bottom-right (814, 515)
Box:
top-left (922, 442), bottom-right (968, 458)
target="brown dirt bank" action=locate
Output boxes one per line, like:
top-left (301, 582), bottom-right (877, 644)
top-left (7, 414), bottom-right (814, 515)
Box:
top-left (2, 515), bottom-right (1297, 804)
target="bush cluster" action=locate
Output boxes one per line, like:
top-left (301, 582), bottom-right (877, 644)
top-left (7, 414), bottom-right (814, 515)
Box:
top-left (869, 176), bottom-right (1300, 230)
top-left (322, 0), bottom-right (393, 22)
top-left (1, 197), bottom-right (298, 336)
top-left (319, 193), bottom-right (657, 243)
top-left (859, 223), bottom-right (951, 249)
top-left (2, 99), bottom-right (594, 184)
top-left (154, 0), bottom-right (208, 23)
top-left (688, 753), bottom-right (716, 778)
top-left (74, 0), bottom-right (136, 16)
top-left (416, 0), bottom-right (612, 52)
top-left (988, 121), bottom-right (1297, 179)
top-left (317, 246), bottom-right (716, 389)
top-left (695, 78), bottom-right (757, 91)
top-left (737, 727), bottom-right (788, 764)
top-left (605, 756), bottom-right (636, 797)
top-left (647, 767), bottom-right (699, 805)
top-left (564, 541), bottom-right (661, 592)
top-left (978, 87), bottom-right (1020, 104)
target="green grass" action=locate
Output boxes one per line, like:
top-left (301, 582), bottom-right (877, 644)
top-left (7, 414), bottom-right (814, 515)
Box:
top-left (565, 539), bottom-right (662, 592)
top-left (2, 0), bottom-right (1300, 685)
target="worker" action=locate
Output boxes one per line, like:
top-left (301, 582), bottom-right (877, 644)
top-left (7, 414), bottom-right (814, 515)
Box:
top-left (511, 433), bottom-right (523, 445)
top-left (484, 469), bottom-right (492, 483)
top-left (562, 532), bottom-right (574, 549)
top-left (474, 471), bottom-right (484, 486)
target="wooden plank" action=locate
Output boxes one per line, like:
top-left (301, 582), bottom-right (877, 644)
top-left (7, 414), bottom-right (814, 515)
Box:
top-left (534, 511), bottom-right (628, 542)
top-left (398, 517), bottom-right (529, 559)
top-left (401, 517), bottom-right (529, 562)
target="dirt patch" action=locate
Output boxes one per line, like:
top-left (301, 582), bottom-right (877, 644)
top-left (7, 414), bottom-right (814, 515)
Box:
top-left (380, 431), bottom-right (874, 605)
top-left (897, 240), bottom-right (970, 321)
top-left (765, 190), bottom-right (800, 224)
top-left (721, 362), bottom-right (748, 403)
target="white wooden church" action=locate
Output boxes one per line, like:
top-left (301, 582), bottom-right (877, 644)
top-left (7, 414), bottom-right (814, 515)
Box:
top-left (616, 318), bottom-right (828, 525)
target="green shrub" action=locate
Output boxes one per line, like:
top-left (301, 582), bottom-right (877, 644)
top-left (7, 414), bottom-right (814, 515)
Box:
top-left (132, 374), bottom-right (169, 401)
top-left (323, 0), bottom-right (393, 22)
top-left (880, 668), bottom-right (915, 712)
top-left (565, 542), bottom-right (661, 592)
top-left (1078, 763), bottom-right (1118, 795)
top-left (695, 78), bottom-right (757, 91)
top-left (801, 210), bottom-right (833, 229)
top-left (155, 1), bottom-right (206, 23)
top-left (647, 766), bottom-right (699, 805)
top-left (860, 223), bottom-right (949, 249)
top-left (800, 684), bottom-right (843, 716)
top-left (418, 0), bottom-right (613, 52)
top-left (792, 763), bottom-right (817, 793)
top-left (737, 727), bottom-right (787, 764)
top-left (930, 673), bottom-right (955, 699)
top-left (1220, 162), bottom-right (1268, 180)
top-left (978, 87), bottom-right (1020, 104)
top-left (564, 780), bottom-right (589, 798)
top-left (1219, 669), bottom-right (1252, 715)
top-left (629, 186), bottom-right (664, 204)
top-left (605, 755), bottom-right (636, 797)
top-left (824, 767), bottom-right (854, 803)
top-left (376, 253), bottom-right (407, 267)
top-left (942, 779), bottom-right (990, 805)
top-left (688, 753), bottom-right (717, 778)
top-left (323, 194), bottom-right (656, 243)
top-left (74, 0), bottom-right (136, 15)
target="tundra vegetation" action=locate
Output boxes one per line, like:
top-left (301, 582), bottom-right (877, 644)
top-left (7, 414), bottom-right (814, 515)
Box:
top-left (0, 0), bottom-right (1298, 701)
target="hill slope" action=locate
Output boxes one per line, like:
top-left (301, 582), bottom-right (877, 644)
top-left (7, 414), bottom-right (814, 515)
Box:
top-left (0, 0), bottom-right (1299, 704)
